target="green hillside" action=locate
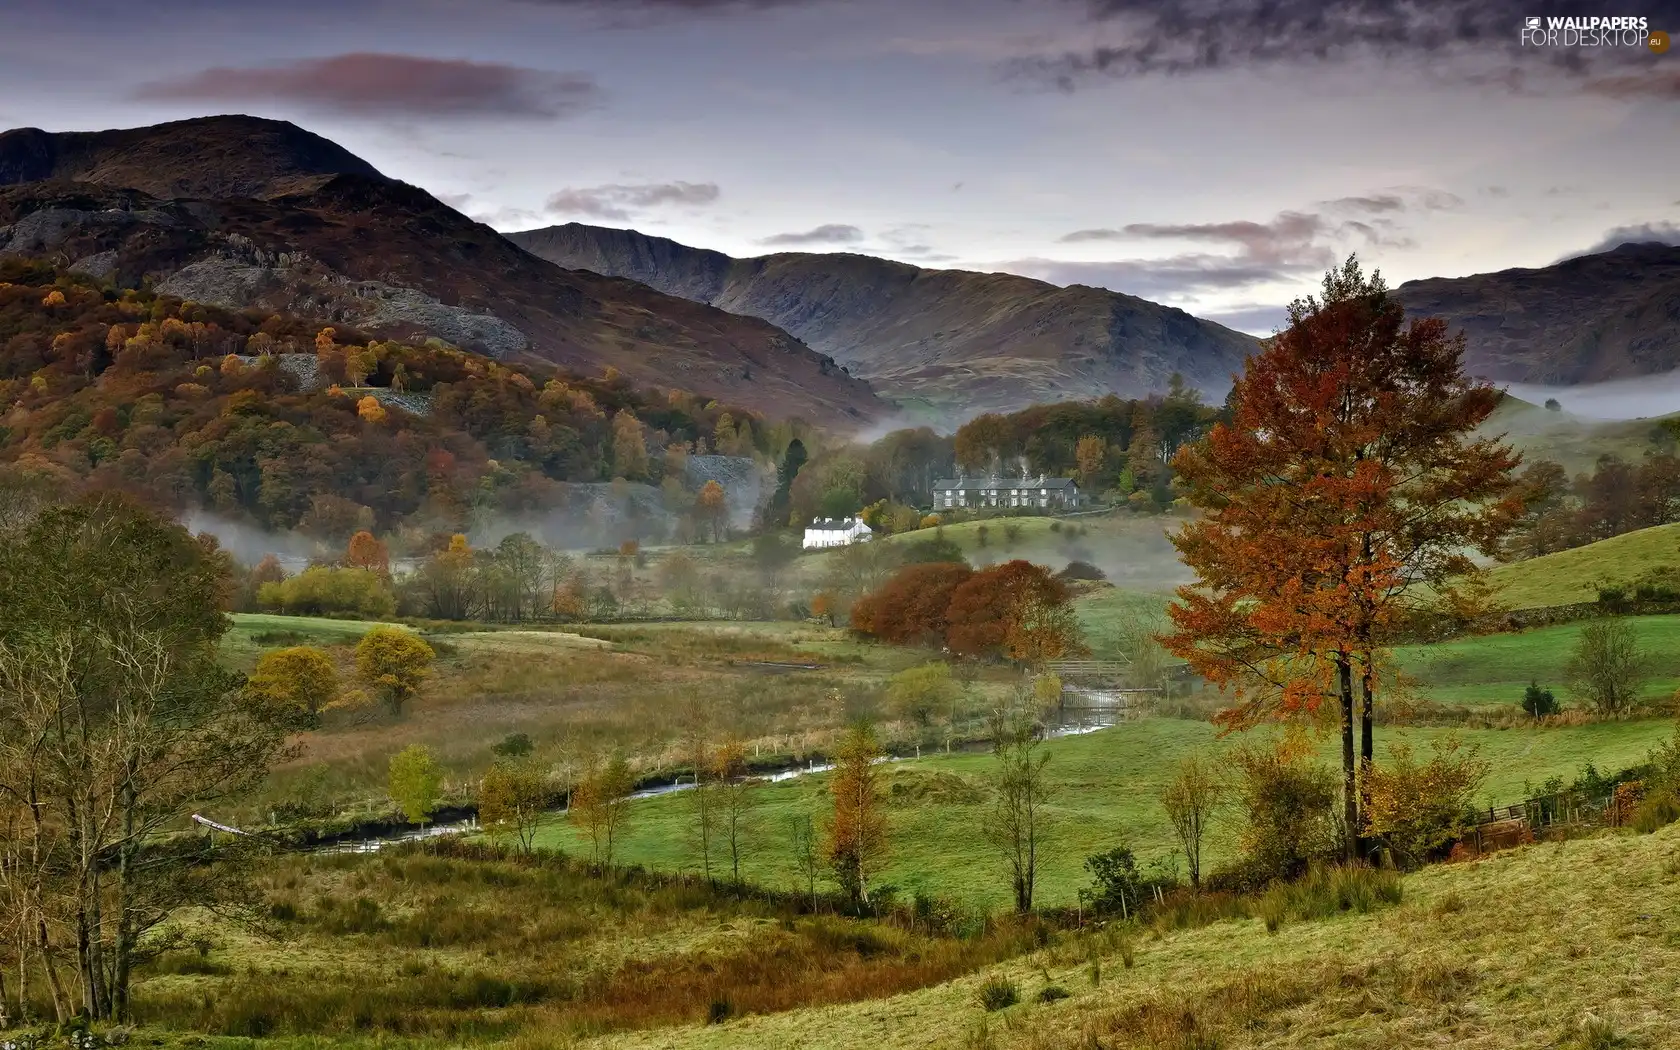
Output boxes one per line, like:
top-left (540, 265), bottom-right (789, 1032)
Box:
top-left (1488, 522), bottom-right (1680, 610)
top-left (1483, 393), bottom-right (1678, 474)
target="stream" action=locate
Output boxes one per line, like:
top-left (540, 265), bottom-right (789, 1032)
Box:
top-left (303, 702), bottom-right (1131, 855)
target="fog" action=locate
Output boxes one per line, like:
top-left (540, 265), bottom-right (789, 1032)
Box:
top-left (1500, 374), bottom-right (1680, 422)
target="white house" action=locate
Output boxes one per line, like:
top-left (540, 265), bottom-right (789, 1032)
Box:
top-left (802, 516), bottom-right (872, 550)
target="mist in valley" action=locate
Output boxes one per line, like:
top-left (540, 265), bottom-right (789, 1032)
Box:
top-left (1500, 374), bottom-right (1680, 422)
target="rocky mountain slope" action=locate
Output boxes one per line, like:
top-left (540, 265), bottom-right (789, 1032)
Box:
top-left (0, 117), bottom-right (881, 428)
top-left (508, 223), bottom-right (1260, 416)
top-left (1395, 241), bottom-right (1680, 384)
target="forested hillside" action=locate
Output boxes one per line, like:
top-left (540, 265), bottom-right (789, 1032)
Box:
top-left (0, 261), bottom-right (784, 548)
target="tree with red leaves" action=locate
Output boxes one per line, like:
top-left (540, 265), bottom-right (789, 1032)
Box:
top-left (946, 560), bottom-right (1085, 662)
top-left (850, 561), bottom-right (974, 646)
top-left (1159, 257), bottom-right (1523, 855)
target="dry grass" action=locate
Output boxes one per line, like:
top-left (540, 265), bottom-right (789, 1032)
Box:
top-left (579, 825), bottom-right (1680, 1050)
top-left (126, 841), bottom-right (1037, 1042)
top-left (228, 617), bottom-right (973, 825)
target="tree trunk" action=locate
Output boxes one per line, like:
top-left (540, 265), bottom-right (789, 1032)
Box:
top-left (38, 921), bottom-right (67, 1024)
top-left (1359, 649), bottom-right (1375, 859)
top-left (112, 780), bottom-right (137, 1023)
top-left (1337, 653), bottom-right (1358, 862)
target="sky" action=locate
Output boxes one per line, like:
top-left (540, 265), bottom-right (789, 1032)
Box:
top-left (3, 0), bottom-right (1678, 334)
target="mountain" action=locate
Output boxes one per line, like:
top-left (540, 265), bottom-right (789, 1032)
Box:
top-left (0, 114), bottom-right (384, 201)
top-left (1394, 242), bottom-right (1680, 385)
top-left (0, 117), bottom-right (881, 428)
top-left (507, 223), bottom-right (1260, 416)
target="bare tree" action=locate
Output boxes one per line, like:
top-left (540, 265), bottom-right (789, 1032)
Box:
top-left (788, 811), bottom-right (823, 910)
top-left (984, 691), bottom-right (1054, 913)
top-left (1565, 618), bottom-right (1649, 716)
top-left (1159, 752), bottom-right (1226, 890)
top-left (0, 496), bottom-right (290, 1022)
top-left (712, 740), bottom-right (756, 883)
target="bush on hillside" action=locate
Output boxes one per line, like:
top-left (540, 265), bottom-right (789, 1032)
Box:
top-left (257, 566), bottom-right (396, 619)
top-left (1226, 740), bottom-right (1340, 884)
top-left (898, 533), bottom-right (967, 566)
top-left (1056, 560), bottom-right (1106, 582)
top-left (1361, 739), bottom-right (1489, 868)
top-left (1077, 844), bottom-right (1178, 918)
top-left (1521, 681), bottom-right (1560, 718)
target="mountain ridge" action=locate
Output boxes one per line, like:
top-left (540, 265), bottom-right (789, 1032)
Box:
top-left (1394, 240), bottom-right (1680, 385)
top-left (507, 222), bottom-right (1261, 416)
top-left (0, 116), bottom-right (882, 428)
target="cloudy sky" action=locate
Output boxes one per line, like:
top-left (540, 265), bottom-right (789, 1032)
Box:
top-left (3, 0), bottom-right (1677, 333)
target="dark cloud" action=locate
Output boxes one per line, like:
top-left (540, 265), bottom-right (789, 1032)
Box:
top-left (1013, 1), bottom-right (1676, 92)
top-left (544, 182), bottom-right (721, 221)
top-left (1202, 303), bottom-right (1290, 335)
top-left (1035, 197), bottom-right (1436, 301)
top-left (1584, 69), bottom-right (1680, 100)
top-left (135, 53), bottom-right (600, 119)
top-left (1560, 222), bottom-right (1680, 260)
top-left (1000, 254), bottom-right (1299, 300)
top-left (760, 224), bottom-right (865, 246)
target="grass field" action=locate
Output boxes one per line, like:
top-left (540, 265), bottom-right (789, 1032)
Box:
top-left (532, 716), bottom-right (1677, 911)
top-left (798, 512), bottom-right (1192, 592)
top-left (586, 824), bottom-right (1680, 1050)
top-left (1486, 522), bottom-right (1680, 610)
top-left (219, 613), bottom-right (1017, 828)
top-left (1391, 613), bottom-right (1680, 709)
top-left (1483, 394), bottom-right (1675, 474)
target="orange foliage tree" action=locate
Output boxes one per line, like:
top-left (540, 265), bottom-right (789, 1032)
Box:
top-left (946, 560), bottom-right (1086, 662)
top-left (850, 561), bottom-right (974, 646)
top-left (694, 480), bottom-right (728, 542)
top-left (346, 529), bottom-right (391, 576)
top-left (825, 721), bottom-right (888, 909)
top-left (1159, 257), bottom-right (1523, 852)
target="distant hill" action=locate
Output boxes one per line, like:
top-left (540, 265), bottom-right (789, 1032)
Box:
top-left (507, 223), bottom-right (1260, 417)
top-left (0, 117), bottom-right (882, 429)
top-left (1395, 242), bottom-right (1680, 385)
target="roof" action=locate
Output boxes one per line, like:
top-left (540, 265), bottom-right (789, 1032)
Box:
top-left (805, 517), bottom-right (866, 529)
top-left (933, 477), bottom-right (1078, 491)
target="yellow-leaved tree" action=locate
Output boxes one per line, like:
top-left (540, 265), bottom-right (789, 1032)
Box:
top-left (245, 646), bottom-right (340, 727)
top-left (356, 627), bottom-right (435, 716)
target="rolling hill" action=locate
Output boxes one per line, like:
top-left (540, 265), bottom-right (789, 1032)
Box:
top-left (0, 117), bottom-right (882, 429)
top-left (1395, 241), bottom-right (1680, 385)
top-left (1487, 522), bottom-right (1680, 610)
top-left (507, 223), bottom-right (1260, 418)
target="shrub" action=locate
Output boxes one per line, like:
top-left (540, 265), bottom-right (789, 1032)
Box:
top-left (1362, 738), bottom-right (1489, 867)
top-left (491, 732), bottom-right (535, 759)
top-left (1632, 788), bottom-right (1680, 833)
top-left (1227, 740), bottom-right (1339, 882)
top-left (898, 534), bottom-right (967, 567)
top-left (1056, 560), bottom-right (1106, 582)
top-left (1521, 681), bottom-right (1559, 718)
top-left (257, 566), bottom-right (396, 619)
top-left (976, 976), bottom-right (1019, 1012)
top-left (1077, 844), bottom-right (1176, 918)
